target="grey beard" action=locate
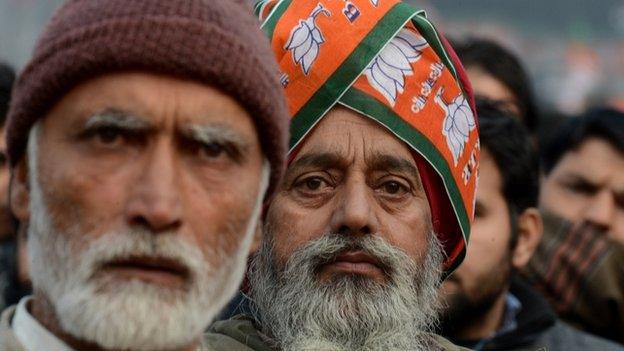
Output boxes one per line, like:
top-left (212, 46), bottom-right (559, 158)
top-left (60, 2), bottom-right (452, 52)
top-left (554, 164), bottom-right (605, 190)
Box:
top-left (248, 230), bottom-right (445, 351)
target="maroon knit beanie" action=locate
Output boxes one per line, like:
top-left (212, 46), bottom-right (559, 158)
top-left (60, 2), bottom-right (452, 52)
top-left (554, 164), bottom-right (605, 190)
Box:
top-left (6, 0), bottom-right (289, 196)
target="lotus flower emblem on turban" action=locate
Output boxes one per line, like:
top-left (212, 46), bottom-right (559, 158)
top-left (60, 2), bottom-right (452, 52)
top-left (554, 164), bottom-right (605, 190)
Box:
top-left (436, 87), bottom-right (476, 166)
top-left (365, 29), bottom-right (429, 106)
top-left (284, 4), bottom-right (331, 75)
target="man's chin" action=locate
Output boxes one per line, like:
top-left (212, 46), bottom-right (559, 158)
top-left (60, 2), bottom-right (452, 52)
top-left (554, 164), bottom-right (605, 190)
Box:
top-left (54, 279), bottom-right (208, 351)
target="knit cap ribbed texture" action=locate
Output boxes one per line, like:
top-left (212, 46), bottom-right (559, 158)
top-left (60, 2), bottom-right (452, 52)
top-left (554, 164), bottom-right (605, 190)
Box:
top-left (7, 0), bottom-right (289, 196)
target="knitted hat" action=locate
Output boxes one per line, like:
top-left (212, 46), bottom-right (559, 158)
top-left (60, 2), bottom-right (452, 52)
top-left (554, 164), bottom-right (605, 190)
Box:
top-left (257, 0), bottom-right (480, 277)
top-left (7, 0), bottom-right (289, 196)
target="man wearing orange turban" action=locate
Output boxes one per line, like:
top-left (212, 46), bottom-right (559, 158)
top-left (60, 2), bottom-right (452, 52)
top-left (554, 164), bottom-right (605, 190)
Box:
top-left (209, 1), bottom-right (479, 350)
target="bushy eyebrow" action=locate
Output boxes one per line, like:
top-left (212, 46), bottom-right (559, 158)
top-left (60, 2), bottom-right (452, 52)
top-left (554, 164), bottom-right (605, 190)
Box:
top-left (179, 123), bottom-right (250, 163)
top-left (85, 108), bottom-right (152, 131)
top-left (179, 124), bottom-right (249, 151)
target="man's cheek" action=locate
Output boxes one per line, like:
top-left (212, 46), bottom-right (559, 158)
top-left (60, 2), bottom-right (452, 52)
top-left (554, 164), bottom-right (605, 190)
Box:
top-left (196, 199), bottom-right (256, 264)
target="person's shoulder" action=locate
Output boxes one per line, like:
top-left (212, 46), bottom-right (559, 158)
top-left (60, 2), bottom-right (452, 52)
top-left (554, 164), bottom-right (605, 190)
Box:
top-left (533, 321), bottom-right (624, 351)
top-left (425, 333), bottom-right (473, 351)
top-left (205, 315), bottom-right (274, 351)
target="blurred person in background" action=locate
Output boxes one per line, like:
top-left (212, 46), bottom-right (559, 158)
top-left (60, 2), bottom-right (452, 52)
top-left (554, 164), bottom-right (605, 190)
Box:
top-left (524, 107), bottom-right (624, 344)
top-left (0, 63), bottom-right (14, 241)
top-left (0, 0), bottom-right (290, 350)
top-left (0, 63), bottom-right (30, 312)
top-left (207, 0), bottom-right (479, 350)
top-left (0, 62), bottom-right (29, 313)
top-left (0, 223), bottom-right (30, 311)
top-left (539, 107), bottom-right (624, 243)
top-left (453, 38), bottom-right (539, 134)
top-left (438, 100), bottom-right (622, 351)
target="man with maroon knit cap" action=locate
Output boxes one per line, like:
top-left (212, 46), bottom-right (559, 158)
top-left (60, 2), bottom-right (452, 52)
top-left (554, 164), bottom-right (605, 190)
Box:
top-left (0, 1), bottom-right (289, 350)
top-left (208, 1), bottom-right (479, 350)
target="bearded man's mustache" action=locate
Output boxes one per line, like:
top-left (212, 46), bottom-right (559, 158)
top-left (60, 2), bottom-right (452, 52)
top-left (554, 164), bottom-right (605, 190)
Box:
top-left (304, 236), bottom-right (394, 280)
top-left (248, 229), bottom-right (445, 351)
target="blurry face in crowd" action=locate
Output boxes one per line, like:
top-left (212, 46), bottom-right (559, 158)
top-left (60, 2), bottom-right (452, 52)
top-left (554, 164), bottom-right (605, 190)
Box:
top-left (541, 137), bottom-right (624, 244)
top-left (465, 66), bottom-right (521, 118)
top-left (249, 107), bottom-right (445, 351)
top-left (438, 149), bottom-right (541, 338)
top-left (439, 149), bottom-right (512, 333)
top-left (0, 128), bottom-right (12, 239)
top-left (10, 73), bottom-right (268, 351)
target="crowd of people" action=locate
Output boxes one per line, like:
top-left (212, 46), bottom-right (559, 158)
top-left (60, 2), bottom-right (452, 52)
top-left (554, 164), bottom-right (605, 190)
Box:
top-left (0, 0), bottom-right (621, 350)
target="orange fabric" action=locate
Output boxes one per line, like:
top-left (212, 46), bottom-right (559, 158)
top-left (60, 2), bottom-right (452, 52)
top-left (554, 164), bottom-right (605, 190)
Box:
top-left (259, 0), bottom-right (479, 274)
top-left (351, 25), bottom-right (479, 231)
top-left (270, 0), bottom-right (401, 117)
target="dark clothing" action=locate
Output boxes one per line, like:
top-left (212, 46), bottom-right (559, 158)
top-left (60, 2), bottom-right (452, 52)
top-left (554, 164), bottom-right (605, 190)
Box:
top-left (0, 242), bottom-right (28, 311)
top-left (450, 277), bottom-right (622, 351)
top-left (524, 211), bottom-right (624, 343)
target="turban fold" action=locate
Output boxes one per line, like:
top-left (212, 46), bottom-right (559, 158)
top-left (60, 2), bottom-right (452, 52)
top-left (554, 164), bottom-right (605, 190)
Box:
top-left (257, 0), bottom-right (479, 276)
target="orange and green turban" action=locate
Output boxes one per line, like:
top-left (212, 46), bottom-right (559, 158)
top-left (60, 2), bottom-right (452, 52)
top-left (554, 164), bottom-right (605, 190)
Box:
top-left (256, 0), bottom-right (480, 276)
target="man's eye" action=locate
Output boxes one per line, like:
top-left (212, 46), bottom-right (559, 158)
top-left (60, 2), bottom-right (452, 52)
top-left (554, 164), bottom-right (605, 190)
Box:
top-left (294, 176), bottom-right (330, 193)
top-left (380, 180), bottom-right (408, 196)
top-left (384, 181), bottom-right (402, 194)
top-left (304, 177), bottom-right (324, 190)
top-left (200, 142), bottom-right (225, 159)
top-left (565, 181), bottom-right (596, 196)
top-left (93, 127), bottom-right (123, 145)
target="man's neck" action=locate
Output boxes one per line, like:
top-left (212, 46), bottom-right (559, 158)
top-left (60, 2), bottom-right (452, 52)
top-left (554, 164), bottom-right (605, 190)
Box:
top-left (29, 291), bottom-right (201, 351)
top-left (453, 289), bottom-right (508, 341)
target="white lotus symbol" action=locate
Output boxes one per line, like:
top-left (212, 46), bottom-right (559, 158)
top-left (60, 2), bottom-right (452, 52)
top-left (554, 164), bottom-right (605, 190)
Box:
top-left (365, 29), bottom-right (429, 106)
top-left (435, 87), bottom-right (476, 166)
top-left (284, 4), bottom-right (331, 75)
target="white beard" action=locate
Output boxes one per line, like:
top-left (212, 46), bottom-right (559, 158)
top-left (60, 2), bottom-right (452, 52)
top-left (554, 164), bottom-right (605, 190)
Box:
top-left (26, 125), bottom-right (269, 351)
top-left (249, 228), bottom-right (445, 351)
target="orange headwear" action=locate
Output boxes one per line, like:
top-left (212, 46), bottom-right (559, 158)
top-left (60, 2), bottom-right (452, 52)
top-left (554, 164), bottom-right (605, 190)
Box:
top-left (257, 0), bottom-right (479, 277)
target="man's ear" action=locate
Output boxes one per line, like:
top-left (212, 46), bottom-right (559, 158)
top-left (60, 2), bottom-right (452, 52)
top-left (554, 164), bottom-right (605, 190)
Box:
top-left (511, 208), bottom-right (543, 269)
top-left (248, 219), bottom-right (263, 255)
top-left (10, 158), bottom-right (30, 222)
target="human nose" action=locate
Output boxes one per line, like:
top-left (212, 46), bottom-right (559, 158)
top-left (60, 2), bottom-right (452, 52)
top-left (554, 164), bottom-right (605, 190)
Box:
top-left (329, 177), bottom-right (379, 237)
top-left (125, 140), bottom-right (183, 232)
top-left (583, 190), bottom-right (615, 232)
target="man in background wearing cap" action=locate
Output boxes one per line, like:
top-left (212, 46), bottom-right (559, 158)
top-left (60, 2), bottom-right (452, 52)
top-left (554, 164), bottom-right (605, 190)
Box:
top-left (208, 1), bottom-right (479, 350)
top-left (0, 0), bottom-right (289, 350)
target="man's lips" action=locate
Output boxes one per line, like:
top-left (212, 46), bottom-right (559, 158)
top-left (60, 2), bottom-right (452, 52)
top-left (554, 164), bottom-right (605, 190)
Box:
top-left (100, 256), bottom-right (190, 287)
top-left (321, 251), bottom-right (385, 278)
